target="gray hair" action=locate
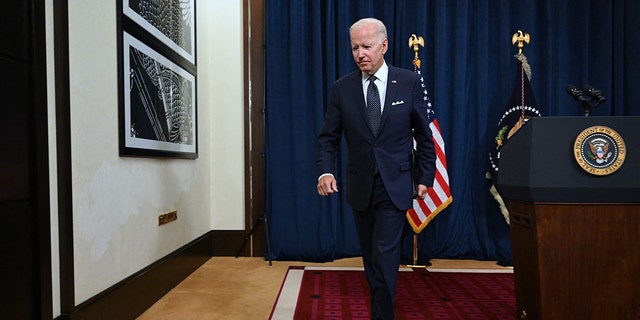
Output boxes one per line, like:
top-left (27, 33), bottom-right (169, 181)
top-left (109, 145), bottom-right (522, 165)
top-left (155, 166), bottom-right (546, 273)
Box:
top-left (350, 18), bottom-right (387, 43)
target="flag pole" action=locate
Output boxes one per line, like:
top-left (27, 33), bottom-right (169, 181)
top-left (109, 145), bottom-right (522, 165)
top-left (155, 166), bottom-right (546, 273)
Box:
top-left (406, 34), bottom-right (430, 269)
top-left (406, 233), bottom-right (430, 268)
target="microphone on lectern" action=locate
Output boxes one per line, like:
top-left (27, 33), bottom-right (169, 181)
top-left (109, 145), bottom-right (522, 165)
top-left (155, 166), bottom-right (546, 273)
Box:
top-left (565, 85), bottom-right (589, 103)
top-left (566, 84), bottom-right (606, 116)
top-left (582, 85), bottom-right (606, 104)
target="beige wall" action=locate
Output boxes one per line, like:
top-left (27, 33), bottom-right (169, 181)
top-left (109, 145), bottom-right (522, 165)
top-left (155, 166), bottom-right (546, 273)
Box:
top-left (200, 1), bottom-right (245, 229)
top-left (48, 0), bottom-right (244, 315)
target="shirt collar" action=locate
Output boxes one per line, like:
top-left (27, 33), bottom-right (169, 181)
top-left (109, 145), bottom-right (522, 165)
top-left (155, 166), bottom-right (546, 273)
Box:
top-left (361, 61), bottom-right (388, 85)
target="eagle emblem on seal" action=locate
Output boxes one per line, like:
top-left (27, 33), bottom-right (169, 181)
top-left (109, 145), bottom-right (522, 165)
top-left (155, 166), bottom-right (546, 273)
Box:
top-left (588, 138), bottom-right (611, 163)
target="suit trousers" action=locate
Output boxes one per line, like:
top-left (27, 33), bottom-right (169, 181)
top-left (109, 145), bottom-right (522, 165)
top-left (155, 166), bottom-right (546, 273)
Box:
top-left (352, 173), bottom-right (406, 320)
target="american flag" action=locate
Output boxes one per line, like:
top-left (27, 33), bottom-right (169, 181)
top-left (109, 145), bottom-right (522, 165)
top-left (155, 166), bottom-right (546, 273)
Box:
top-left (406, 66), bottom-right (452, 234)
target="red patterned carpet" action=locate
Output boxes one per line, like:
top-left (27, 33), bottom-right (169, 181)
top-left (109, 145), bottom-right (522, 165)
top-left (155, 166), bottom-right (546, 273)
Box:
top-left (270, 266), bottom-right (640, 320)
top-left (270, 266), bottom-right (517, 320)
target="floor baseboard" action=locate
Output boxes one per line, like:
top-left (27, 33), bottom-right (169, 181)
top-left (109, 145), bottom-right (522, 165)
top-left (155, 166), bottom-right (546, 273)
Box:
top-left (211, 229), bottom-right (250, 256)
top-left (64, 231), bottom-right (213, 320)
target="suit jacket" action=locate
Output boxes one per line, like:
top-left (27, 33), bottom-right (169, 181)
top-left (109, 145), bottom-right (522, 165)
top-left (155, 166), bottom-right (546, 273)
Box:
top-left (316, 65), bottom-right (436, 211)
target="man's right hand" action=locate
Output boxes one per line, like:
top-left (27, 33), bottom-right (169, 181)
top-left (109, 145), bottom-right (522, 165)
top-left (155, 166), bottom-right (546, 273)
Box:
top-left (317, 175), bottom-right (339, 196)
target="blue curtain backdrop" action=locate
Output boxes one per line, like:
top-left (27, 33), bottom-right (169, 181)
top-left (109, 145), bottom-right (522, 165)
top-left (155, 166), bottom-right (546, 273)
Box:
top-left (264, 1), bottom-right (640, 262)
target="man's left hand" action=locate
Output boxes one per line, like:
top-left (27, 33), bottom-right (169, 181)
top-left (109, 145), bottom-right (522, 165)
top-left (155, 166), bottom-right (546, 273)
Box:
top-left (416, 184), bottom-right (428, 200)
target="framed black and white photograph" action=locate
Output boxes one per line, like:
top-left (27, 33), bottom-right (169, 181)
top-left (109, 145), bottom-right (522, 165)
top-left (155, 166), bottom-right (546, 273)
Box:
top-left (123, 0), bottom-right (196, 65)
top-left (120, 31), bottom-right (197, 158)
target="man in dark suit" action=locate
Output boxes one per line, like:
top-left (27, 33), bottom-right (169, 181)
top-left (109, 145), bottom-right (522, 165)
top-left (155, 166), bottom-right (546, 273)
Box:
top-left (316, 18), bottom-right (437, 319)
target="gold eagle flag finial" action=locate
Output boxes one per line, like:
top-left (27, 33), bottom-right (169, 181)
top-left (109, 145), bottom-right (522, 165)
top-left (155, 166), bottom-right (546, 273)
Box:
top-left (408, 34), bottom-right (424, 69)
top-left (511, 30), bottom-right (530, 55)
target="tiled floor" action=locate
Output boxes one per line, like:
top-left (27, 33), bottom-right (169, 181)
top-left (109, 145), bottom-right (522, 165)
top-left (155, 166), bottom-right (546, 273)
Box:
top-left (136, 256), bottom-right (509, 320)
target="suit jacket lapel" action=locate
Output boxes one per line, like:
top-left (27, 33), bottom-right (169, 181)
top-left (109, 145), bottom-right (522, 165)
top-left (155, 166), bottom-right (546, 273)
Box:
top-left (380, 66), bottom-right (399, 131)
top-left (346, 71), bottom-right (373, 135)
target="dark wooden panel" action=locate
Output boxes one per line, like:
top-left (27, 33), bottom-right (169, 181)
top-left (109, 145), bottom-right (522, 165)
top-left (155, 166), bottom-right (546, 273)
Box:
top-left (0, 58), bottom-right (30, 201)
top-left (0, 202), bottom-right (36, 319)
top-left (0, 1), bottom-right (28, 60)
top-left (244, 0), bottom-right (267, 258)
top-left (53, 0), bottom-right (76, 316)
top-left (509, 200), bottom-right (640, 319)
top-left (508, 201), bottom-right (541, 320)
top-left (0, 0), bottom-right (51, 318)
top-left (211, 230), bottom-right (248, 256)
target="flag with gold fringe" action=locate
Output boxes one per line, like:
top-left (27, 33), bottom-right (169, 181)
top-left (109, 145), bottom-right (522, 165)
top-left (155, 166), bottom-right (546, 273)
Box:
top-left (488, 32), bottom-right (542, 223)
top-left (406, 35), bottom-right (452, 234)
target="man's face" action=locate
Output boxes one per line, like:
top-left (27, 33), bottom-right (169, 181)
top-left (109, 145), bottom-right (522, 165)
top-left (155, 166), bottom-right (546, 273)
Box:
top-left (350, 24), bottom-right (388, 75)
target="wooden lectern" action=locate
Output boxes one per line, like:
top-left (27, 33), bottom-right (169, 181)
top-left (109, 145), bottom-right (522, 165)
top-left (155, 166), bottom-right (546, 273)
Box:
top-left (496, 117), bottom-right (640, 319)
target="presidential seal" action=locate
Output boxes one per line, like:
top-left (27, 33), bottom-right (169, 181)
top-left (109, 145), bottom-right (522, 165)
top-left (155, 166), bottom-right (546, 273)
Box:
top-left (574, 126), bottom-right (626, 176)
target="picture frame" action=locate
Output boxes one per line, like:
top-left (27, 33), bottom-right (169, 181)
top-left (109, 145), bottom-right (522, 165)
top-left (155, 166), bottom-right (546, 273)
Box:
top-left (122, 0), bottom-right (196, 65)
top-left (119, 31), bottom-right (197, 158)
